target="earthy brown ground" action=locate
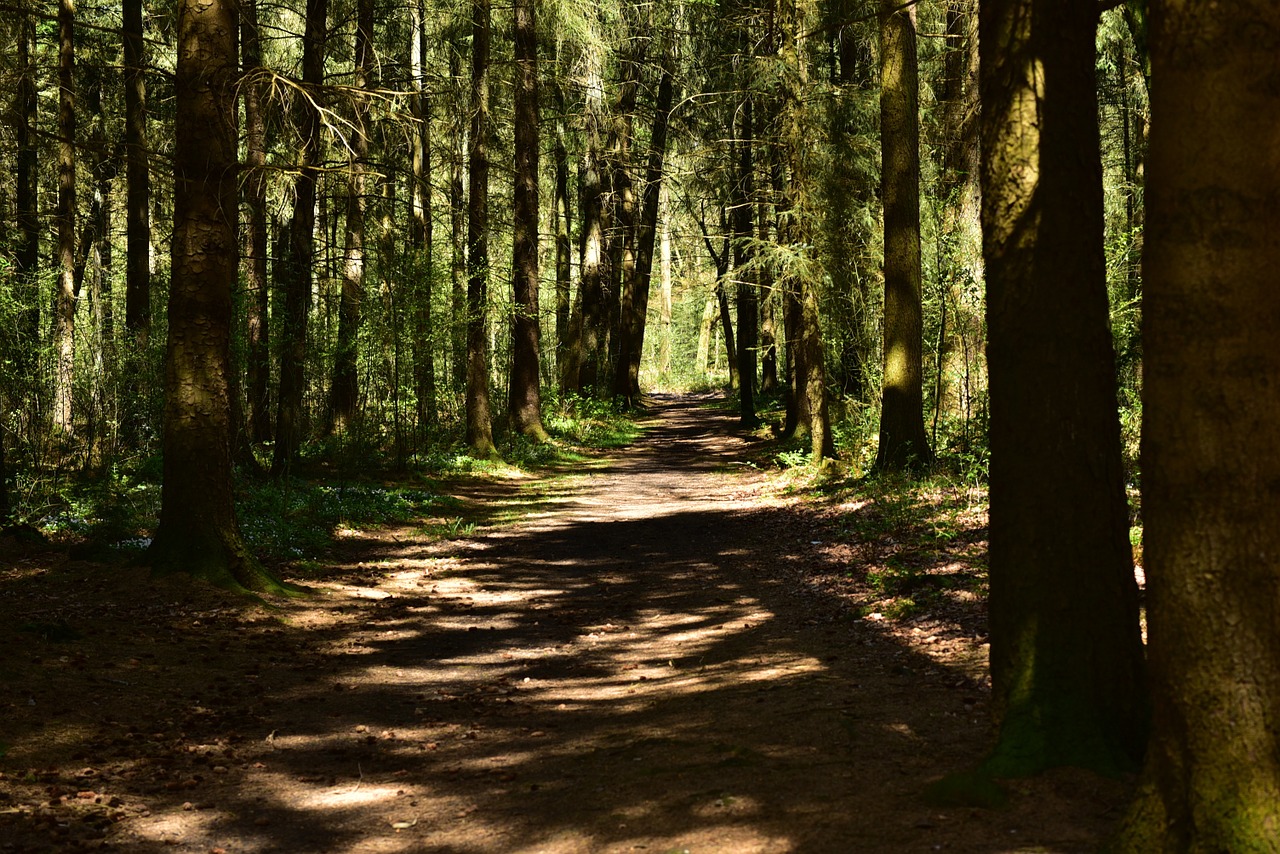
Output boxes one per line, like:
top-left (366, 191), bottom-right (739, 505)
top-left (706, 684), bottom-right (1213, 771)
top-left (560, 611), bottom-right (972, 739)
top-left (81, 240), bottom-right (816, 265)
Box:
top-left (0, 393), bottom-right (1131, 852)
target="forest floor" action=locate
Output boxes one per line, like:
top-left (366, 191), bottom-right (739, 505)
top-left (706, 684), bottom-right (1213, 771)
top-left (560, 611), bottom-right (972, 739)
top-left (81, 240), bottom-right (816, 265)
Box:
top-left (0, 393), bottom-right (1133, 853)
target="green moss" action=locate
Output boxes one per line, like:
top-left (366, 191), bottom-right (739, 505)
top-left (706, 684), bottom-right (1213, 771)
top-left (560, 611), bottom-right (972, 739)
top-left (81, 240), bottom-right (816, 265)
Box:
top-left (922, 770), bottom-right (1008, 809)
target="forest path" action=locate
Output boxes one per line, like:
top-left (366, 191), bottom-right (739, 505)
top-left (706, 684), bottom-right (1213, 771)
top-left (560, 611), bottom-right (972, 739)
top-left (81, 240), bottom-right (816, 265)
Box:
top-left (0, 394), bottom-right (1125, 852)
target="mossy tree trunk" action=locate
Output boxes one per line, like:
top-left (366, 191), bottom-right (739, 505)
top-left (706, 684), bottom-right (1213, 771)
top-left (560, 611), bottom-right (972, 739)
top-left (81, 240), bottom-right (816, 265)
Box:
top-left (979, 0), bottom-right (1146, 776)
top-left (241, 0), bottom-right (271, 444)
top-left (123, 0), bottom-right (150, 346)
top-left (1113, 3), bottom-right (1280, 849)
top-left (54, 0), bottom-right (77, 436)
top-left (875, 0), bottom-right (932, 472)
top-left (149, 0), bottom-right (294, 596)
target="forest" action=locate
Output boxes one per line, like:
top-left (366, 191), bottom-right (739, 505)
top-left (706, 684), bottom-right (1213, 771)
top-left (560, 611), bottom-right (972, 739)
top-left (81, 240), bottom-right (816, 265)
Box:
top-left (1, 0), bottom-right (1277, 849)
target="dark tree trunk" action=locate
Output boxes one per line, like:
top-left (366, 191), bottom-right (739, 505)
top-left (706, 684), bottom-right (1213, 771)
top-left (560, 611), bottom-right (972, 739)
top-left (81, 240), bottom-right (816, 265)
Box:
top-left (1114, 3), bottom-right (1280, 848)
top-left (54, 0), bottom-right (77, 435)
top-left (465, 0), bottom-right (496, 456)
top-left (328, 0), bottom-right (372, 435)
top-left (241, 0), bottom-right (271, 443)
top-left (449, 44), bottom-right (468, 397)
top-left (875, 0), bottom-right (932, 471)
top-left (715, 281), bottom-right (738, 390)
top-left (616, 65), bottom-right (674, 407)
top-left (273, 0), bottom-right (326, 474)
top-left (149, 0), bottom-right (293, 595)
top-left (734, 95), bottom-right (759, 426)
top-left (123, 0), bottom-right (150, 345)
top-left (509, 0), bottom-right (547, 439)
top-left (410, 0), bottom-right (435, 429)
top-left (978, 0), bottom-right (1146, 776)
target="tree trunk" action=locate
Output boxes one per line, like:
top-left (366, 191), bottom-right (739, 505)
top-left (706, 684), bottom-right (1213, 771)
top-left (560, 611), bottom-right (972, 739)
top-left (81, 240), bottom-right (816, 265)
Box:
top-left (978, 0), bottom-right (1146, 777)
top-left (551, 51), bottom-right (573, 379)
top-left (123, 0), bottom-right (150, 346)
top-left (410, 0), bottom-right (435, 430)
top-left (273, 0), bottom-right (326, 474)
top-left (734, 95), bottom-right (759, 425)
top-left (659, 184), bottom-right (673, 377)
top-left (149, 0), bottom-right (293, 595)
top-left (328, 0), bottom-right (372, 435)
top-left (509, 0), bottom-right (547, 439)
top-left (449, 44), bottom-right (468, 398)
top-left (241, 0), bottom-right (271, 443)
top-left (465, 0), bottom-right (496, 456)
top-left (1113, 4), bottom-right (1280, 849)
top-left (875, 0), bottom-right (932, 471)
top-left (16, 13), bottom-right (38, 369)
top-left (54, 0), bottom-right (77, 435)
top-left (616, 64), bottom-right (674, 407)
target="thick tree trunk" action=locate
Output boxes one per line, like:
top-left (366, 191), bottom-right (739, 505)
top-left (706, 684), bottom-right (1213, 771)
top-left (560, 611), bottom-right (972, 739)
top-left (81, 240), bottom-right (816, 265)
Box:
top-left (509, 0), bottom-right (547, 439)
top-left (54, 0), bottom-right (77, 435)
top-left (123, 0), bottom-right (150, 345)
top-left (465, 0), bottom-right (496, 456)
top-left (875, 0), bottom-right (932, 471)
top-left (328, 0), bottom-right (372, 435)
top-left (1114, 4), bottom-right (1280, 849)
top-left (241, 0), bottom-right (271, 443)
top-left (273, 0), bottom-right (326, 474)
top-left (979, 0), bottom-right (1146, 776)
top-left (150, 0), bottom-right (293, 595)
top-left (616, 65), bottom-right (674, 407)
top-left (410, 0), bottom-right (435, 429)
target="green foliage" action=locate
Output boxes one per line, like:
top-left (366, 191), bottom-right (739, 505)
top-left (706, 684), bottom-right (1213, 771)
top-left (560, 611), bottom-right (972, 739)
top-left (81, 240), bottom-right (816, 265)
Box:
top-left (236, 479), bottom-right (452, 562)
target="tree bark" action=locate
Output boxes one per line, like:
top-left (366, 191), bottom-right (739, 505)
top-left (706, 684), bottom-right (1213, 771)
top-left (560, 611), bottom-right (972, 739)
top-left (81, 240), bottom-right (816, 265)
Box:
top-left (410, 0), bottom-right (435, 430)
top-left (875, 0), bottom-right (932, 471)
top-left (1113, 3), bottom-right (1280, 848)
top-left (54, 0), bottom-right (77, 435)
top-left (273, 0), bottom-right (326, 474)
top-left (123, 0), bottom-right (150, 345)
top-left (734, 94), bottom-right (759, 425)
top-left (550, 48), bottom-right (573, 379)
top-left (509, 0), bottom-right (548, 439)
top-left (465, 0), bottom-right (496, 456)
top-left (328, 0), bottom-right (372, 435)
top-left (449, 44), bottom-right (468, 397)
top-left (979, 0), bottom-right (1146, 776)
top-left (616, 64), bottom-right (674, 407)
top-left (16, 13), bottom-right (38, 369)
top-left (241, 0), bottom-right (271, 443)
top-left (149, 0), bottom-right (293, 595)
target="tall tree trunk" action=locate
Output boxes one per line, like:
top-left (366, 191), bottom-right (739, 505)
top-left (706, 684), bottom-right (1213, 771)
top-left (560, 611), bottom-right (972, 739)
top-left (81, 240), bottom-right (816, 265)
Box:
top-left (328, 0), bottom-right (372, 435)
top-left (16, 13), bottom-right (39, 369)
top-left (1114, 3), bottom-right (1280, 848)
top-left (509, 0), bottom-right (547, 439)
top-left (410, 0), bottom-right (435, 429)
top-left (551, 49), bottom-right (573, 378)
top-left (563, 42), bottom-right (608, 395)
top-left (759, 190), bottom-right (778, 394)
top-left (465, 0), bottom-right (496, 456)
top-left (734, 95), bottom-right (759, 425)
top-left (449, 44), bottom-right (468, 398)
top-left (659, 184), bottom-right (673, 377)
top-left (54, 0), bottom-right (77, 435)
top-left (978, 0), bottom-right (1146, 776)
top-left (123, 0), bottom-right (150, 346)
top-left (241, 0), bottom-right (271, 443)
top-left (273, 0), bottom-right (326, 474)
top-left (875, 0), bottom-right (932, 471)
top-left (150, 0), bottom-right (292, 594)
top-left (616, 64), bottom-right (674, 407)
top-left (715, 280), bottom-right (738, 389)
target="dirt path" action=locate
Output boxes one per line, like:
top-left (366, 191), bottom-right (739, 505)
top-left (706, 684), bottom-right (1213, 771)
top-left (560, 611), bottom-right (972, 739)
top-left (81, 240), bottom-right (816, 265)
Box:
top-left (0, 394), bottom-right (1127, 852)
